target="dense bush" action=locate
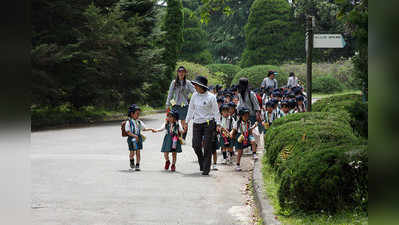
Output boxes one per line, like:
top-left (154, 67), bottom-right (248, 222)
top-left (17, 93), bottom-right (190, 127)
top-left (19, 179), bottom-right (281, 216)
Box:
top-left (265, 116), bottom-right (357, 169)
top-left (271, 111), bottom-right (351, 127)
top-left (313, 94), bottom-right (368, 137)
top-left (176, 61), bottom-right (222, 85)
top-left (231, 65), bottom-right (288, 88)
top-left (312, 75), bottom-right (344, 93)
top-left (206, 64), bottom-right (242, 88)
top-left (278, 144), bottom-right (368, 212)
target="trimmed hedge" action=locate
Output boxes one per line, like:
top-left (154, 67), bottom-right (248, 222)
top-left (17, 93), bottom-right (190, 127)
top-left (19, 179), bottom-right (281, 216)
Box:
top-left (313, 94), bottom-right (368, 137)
top-left (312, 75), bottom-right (344, 93)
top-left (231, 65), bottom-right (288, 88)
top-left (265, 114), bottom-right (357, 169)
top-left (278, 144), bottom-right (368, 212)
top-left (206, 64), bottom-right (241, 88)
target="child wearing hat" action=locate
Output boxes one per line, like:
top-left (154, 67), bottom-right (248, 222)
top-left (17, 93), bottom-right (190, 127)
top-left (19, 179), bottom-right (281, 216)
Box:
top-left (152, 109), bottom-right (183, 172)
top-left (232, 107), bottom-right (258, 171)
top-left (125, 104), bottom-right (154, 171)
top-left (296, 95), bottom-right (306, 113)
top-left (288, 99), bottom-right (297, 114)
top-left (278, 100), bottom-right (290, 118)
top-left (262, 101), bottom-right (278, 132)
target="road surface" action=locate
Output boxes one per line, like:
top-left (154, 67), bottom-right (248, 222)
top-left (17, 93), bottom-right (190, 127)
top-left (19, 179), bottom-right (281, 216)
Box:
top-left (31, 113), bottom-right (259, 225)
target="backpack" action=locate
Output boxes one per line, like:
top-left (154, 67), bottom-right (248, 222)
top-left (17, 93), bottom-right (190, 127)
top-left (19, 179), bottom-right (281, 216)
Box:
top-left (121, 120), bottom-right (129, 137)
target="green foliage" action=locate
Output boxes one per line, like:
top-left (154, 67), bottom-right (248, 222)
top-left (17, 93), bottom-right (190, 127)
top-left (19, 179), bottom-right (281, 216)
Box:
top-left (162, 0), bottom-right (184, 92)
top-left (176, 61), bottom-right (222, 85)
top-left (265, 114), bottom-right (357, 169)
top-left (241, 0), bottom-right (296, 67)
top-left (279, 59), bottom-right (360, 90)
top-left (180, 8), bottom-right (212, 65)
top-left (206, 64), bottom-right (241, 87)
top-left (313, 94), bottom-right (368, 138)
top-left (278, 144), bottom-right (368, 212)
top-left (231, 65), bottom-right (288, 88)
top-left (312, 75), bottom-right (344, 93)
top-left (336, 0), bottom-right (368, 99)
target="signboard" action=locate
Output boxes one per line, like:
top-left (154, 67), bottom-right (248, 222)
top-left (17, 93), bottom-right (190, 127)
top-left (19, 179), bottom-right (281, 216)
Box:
top-left (306, 34), bottom-right (346, 51)
top-left (313, 34), bottom-right (346, 48)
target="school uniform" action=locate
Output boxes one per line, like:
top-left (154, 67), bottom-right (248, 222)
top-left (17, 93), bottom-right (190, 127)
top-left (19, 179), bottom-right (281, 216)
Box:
top-left (186, 90), bottom-right (221, 174)
top-left (263, 110), bottom-right (278, 132)
top-left (166, 80), bottom-right (195, 120)
top-left (234, 119), bottom-right (255, 150)
top-left (160, 123), bottom-right (182, 153)
top-left (296, 103), bottom-right (306, 113)
top-left (125, 118), bottom-right (146, 151)
top-left (219, 116), bottom-right (236, 148)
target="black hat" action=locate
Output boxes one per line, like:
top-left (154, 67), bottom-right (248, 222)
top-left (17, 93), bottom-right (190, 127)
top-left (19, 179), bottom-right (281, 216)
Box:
top-left (215, 84), bottom-right (222, 91)
top-left (168, 109), bottom-right (179, 119)
top-left (217, 96), bottom-right (225, 103)
top-left (288, 99), bottom-right (297, 108)
top-left (177, 66), bottom-right (186, 72)
top-left (238, 106), bottom-right (250, 116)
top-left (268, 71), bottom-right (274, 77)
top-left (191, 76), bottom-right (209, 90)
top-left (228, 102), bottom-right (236, 108)
top-left (219, 103), bottom-right (230, 112)
top-left (127, 104), bottom-right (141, 117)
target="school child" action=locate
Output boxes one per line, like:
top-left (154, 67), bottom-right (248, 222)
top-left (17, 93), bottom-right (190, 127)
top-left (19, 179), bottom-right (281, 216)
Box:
top-left (228, 102), bottom-right (238, 121)
top-left (262, 102), bottom-right (278, 132)
top-left (125, 104), bottom-right (153, 171)
top-left (217, 96), bottom-right (224, 108)
top-left (219, 104), bottom-right (236, 165)
top-left (296, 95), bottom-right (307, 113)
top-left (278, 100), bottom-right (290, 118)
top-left (232, 107), bottom-right (258, 171)
top-left (224, 91), bottom-right (232, 103)
top-left (152, 109), bottom-right (183, 172)
top-left (288, 99), bottom-right (297, 114)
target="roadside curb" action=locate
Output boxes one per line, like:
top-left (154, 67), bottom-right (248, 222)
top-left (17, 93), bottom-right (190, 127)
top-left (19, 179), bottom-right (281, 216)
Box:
top-left (252, 152), bottom-right (281, 225)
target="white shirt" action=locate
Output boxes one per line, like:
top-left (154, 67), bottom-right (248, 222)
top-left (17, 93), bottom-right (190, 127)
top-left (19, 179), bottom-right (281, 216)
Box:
top-left (221, 116), bottom-right (236, 131)
top-left (124, 119), bottom-right (146, 134)
top-left (287, 76), bottom-right (298, 88)
top-left (186, 91), bottom-right (221, 125)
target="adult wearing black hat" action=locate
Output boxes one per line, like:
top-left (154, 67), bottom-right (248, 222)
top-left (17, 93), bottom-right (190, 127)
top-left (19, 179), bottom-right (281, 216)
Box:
top-left (166, 66), bottom-right (195, 140)
top-left (261, 71), bottom-right (278, 90)
top-left (185, 76), bottom-right (222, 175)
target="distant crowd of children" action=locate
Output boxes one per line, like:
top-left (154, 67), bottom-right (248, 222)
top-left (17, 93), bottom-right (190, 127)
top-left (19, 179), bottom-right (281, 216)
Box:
top-left (122, 67), bottom-right (307, 173)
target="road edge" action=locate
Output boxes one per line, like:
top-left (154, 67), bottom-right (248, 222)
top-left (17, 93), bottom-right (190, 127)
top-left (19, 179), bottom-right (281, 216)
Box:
top-left (252, 152), bottom-right (281, 225)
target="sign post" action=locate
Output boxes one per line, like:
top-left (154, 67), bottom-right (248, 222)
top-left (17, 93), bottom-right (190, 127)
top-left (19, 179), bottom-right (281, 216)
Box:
top-left (306, 16), bottom-right (313, 112)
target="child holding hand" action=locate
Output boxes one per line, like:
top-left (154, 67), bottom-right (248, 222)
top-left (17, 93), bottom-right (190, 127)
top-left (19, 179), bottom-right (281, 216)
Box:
top-left (152, 109), bottom-right (183, 172)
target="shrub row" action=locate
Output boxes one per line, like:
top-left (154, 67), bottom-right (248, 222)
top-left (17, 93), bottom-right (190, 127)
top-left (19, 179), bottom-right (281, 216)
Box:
top-left (313, 94), bottom-right (368, 138)
top-left (263, 111), bottom-right (368, 213)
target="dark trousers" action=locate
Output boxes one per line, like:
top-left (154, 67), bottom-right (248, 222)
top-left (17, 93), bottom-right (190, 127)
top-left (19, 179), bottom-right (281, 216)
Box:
top-left (192, 120), bottom-right (216, 173)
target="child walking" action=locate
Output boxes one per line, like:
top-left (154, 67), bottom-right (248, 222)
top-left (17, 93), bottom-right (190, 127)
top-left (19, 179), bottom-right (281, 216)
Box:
top-left (125, 104), bottom-right (153, 171)
top-left (233, 107), bottom-right (258, 171)
top-left (152, 109), bottom-right (183, 172)
top-left (219, 104), bottom-right (236, 165)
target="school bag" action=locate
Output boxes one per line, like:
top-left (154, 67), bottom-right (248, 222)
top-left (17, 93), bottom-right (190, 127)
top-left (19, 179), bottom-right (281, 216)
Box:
top-left (121, 120), bottom-right (130, 137)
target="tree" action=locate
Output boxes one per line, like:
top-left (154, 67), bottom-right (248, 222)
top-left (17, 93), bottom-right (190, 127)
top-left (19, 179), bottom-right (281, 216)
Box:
top-left (241, 0), bottom-right (293, 67)
top-left (336, 0), bottom-right (368, 100)
top-left (180, 8), bottom-right (212, 65)
top-left (162, 0), bottom-right (184, 92)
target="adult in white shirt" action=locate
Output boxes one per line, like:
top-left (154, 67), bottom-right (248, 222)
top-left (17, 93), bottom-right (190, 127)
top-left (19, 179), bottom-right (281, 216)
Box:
top-left (287, 72), bottom-right (298, 88)
top-left (185, 76), bottom-right (222, 175)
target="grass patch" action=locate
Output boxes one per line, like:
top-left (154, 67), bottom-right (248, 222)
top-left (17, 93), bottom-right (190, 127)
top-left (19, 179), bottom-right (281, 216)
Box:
top-left (261, 156), bottom-right (368, 225)
top-left (312, 90), bottom-right (362, 99)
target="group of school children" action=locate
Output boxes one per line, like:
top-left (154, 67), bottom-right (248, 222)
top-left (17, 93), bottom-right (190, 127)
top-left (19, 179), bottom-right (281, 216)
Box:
top-left (123, 67), bottom-right (307, 173)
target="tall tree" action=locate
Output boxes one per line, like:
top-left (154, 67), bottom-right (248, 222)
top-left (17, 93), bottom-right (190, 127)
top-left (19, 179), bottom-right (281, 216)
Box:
top-left (241, 0), bottom-right (293, 67)
top-left (180, 8), bottom-right (212, 65)
top-left (162, 0), bottom-right (184, 91)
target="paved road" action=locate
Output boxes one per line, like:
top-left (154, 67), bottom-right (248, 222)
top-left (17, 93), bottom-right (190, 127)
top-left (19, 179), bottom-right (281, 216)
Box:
top-left (31, 113), bottom-right (258, 225)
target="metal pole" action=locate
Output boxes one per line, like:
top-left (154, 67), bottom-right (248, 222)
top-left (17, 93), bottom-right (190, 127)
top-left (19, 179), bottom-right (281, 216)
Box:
top-left (306, 16), bottom-right (313, 112)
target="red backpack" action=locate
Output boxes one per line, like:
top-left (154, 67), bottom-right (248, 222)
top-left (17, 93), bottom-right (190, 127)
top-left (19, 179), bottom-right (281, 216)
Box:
top-left (121, 120), bottom-right (129, 137)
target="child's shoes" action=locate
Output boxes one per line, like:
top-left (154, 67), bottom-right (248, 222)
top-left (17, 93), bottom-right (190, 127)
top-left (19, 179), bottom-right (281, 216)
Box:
top-left (164, 160), bottom-right (171, 170)
top-left (171, 164), bottom-right (176, 172)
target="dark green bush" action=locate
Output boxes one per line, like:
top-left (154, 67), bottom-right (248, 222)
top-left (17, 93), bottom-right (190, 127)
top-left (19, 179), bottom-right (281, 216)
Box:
top-left (278, 144), bottom-right (368, 212)
top-left (265, 117), bottom-right (357, 169)
top-left (312, 75), bottom-right (344, 93)
top-left (231, 65), bottom-right (288, 88)
top-left (206, 64), bottom-right (241, 87)
top-left (271, 111), bottom-right (351, 127)
top-left (313, 94), bottom-right (368, 138)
